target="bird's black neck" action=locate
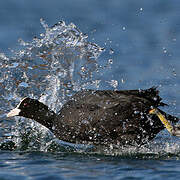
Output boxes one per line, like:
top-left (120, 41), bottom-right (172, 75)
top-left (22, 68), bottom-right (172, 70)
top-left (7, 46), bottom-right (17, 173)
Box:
top-left (30, 109), bottom-right (56, 132)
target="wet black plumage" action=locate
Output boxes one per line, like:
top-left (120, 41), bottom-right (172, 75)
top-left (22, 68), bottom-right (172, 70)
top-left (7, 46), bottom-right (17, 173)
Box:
top-left (7, 87), bottom-right (179, 146)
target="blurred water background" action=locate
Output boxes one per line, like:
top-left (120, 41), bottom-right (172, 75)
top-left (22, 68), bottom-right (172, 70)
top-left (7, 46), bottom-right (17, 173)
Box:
top-left (0, 0), bottom-right (180, 179)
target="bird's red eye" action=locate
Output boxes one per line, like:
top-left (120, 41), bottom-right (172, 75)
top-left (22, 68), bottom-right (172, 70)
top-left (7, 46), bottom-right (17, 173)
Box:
top-left (24, 103), bottom-right (28, 106)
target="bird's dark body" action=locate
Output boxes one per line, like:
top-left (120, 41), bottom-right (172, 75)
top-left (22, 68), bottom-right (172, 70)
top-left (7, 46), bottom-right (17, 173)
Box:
top-left (53, 88), bottom-right (177, 146)
top-left (11, 87), bottom-right (179, 146)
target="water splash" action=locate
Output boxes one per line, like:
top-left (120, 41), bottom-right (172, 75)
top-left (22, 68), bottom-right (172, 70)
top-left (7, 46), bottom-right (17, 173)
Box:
top-left (0, 19), bottom-right (104, 112)
top-left (0, 20), bottom-right (179, 158)
top-left (0, 19), bottom-right (104, 151)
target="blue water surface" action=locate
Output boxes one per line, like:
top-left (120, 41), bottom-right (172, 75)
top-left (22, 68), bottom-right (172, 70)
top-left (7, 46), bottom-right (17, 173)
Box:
top-left (0, 151), bottom-right (180, 180)
top-left (0, 0), bottom-right (180, 179)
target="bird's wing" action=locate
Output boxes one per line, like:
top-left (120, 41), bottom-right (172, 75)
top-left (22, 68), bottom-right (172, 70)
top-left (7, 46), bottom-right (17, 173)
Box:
top-left (69, 90), bottom-right (132, 109)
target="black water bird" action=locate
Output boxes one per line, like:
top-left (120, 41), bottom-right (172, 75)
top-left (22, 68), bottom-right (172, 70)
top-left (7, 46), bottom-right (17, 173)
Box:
top-left (7, 87), bottom-right (179, 146)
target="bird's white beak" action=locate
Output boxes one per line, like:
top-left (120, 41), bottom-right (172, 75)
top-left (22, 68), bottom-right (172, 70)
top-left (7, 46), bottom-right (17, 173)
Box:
top-left (7, 108), bottom-right (21, 117)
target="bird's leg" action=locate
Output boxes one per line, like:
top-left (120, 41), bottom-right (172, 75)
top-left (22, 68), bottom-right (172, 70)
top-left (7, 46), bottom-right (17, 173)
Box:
top-left (149, 108), bottom-right (180, 137)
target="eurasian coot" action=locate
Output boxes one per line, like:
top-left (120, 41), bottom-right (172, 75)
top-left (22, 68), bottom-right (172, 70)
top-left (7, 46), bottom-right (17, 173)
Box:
top-left (7, 87), bottom-right (179, 146)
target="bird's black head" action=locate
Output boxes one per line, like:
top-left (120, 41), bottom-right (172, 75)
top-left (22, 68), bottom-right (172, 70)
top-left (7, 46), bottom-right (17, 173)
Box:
top-left (7, 97), bottom-right (50, 120)
top-left (7, 97), bottom-right (56, 132)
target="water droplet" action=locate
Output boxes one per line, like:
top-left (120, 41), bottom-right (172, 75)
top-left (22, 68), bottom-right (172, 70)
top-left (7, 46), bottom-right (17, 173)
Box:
top-left (107, 80), bottom-right (118, 88)
top-left (172, 68), bottom-right (177, 77)
top-left (40, 33), bottom-right (44, 37)
top-left (81, 66), bottom-right (86, 72)
top-left (108, 59), bottom-right (113, 64)
top-left (162, 47), bottom-right (167, 53)
top-left (109, 48), bottom-right (114, 55)
top-left (134, 111), bottom-right (139, 114)
top-left (153, 97), bottom-right (157, 101)
top-left (18, 82), bottom-right (29, 88)
top-left (122, 27), bottom-right (126, 31)
top-left (121, 78), bottom-right (125, 83)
